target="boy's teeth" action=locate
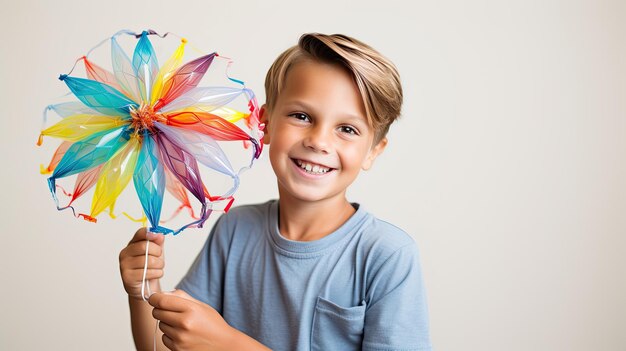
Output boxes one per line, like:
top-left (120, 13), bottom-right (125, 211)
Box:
top-left (296, 160), bottom-right (330, 174)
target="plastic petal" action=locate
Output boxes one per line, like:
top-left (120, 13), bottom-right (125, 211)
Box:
top-left (154, 130), bottom-right (205, 203)
top-left (50, 126), bottom-right (129, 180)
top-left (155, 129), bottom-right (211, 232)
top-left (40, 141), bottom-right (72, 174)
top-left (164, 166), bottom-right (190, 205)
top-left (83, 57), bottom-right (125, 94)
top-left (161, 166), bottom-right (197, 221)
top-left (39, 115), bottom-right (127, 144)
top-left (48, 126), bottom-right (130, 209)
top-left (155, 122), bottom-right (235, 177)
top-left (153, 53), bottom-right (216, 111)
top-left (133, 132), bottom-right (169, 233)
top-left (164, 110), bottom-right (261, 158)
top-left (150, 39), bottom-right (186, 105)
top-left (159, 86), bottom-right (244, 113)
top-left (69, 165), bottom-right (103, 204)
top-left (164, 110), bottom-right (252, 141)
top-left (45, 102), bottom-right (105, 118)
top-left (171, 106), bottom-right (248, 123)
top-left (60, 75), bottom-right (137, 116)
top-left (90, 136), bottom-right (140, 217)
top-left (111, 36), bottom-right (141, 102)
top-left (132, 31), bottom-right (160, 103)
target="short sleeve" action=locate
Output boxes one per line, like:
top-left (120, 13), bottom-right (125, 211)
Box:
top-left (176, 215), bottom-right (229, 313)
top-left (363, 243), bottom-right (432, 351)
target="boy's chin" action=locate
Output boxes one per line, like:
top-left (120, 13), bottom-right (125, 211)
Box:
top-left (278, 185), bottom-right (348, 205)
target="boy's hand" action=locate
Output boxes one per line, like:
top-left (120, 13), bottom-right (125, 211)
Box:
top-left (149, 290), bottom-right (235, 350)
top-left (149, 290), bottom-right (270, 351)
top-left (119, 228), bottom-right (165, 300)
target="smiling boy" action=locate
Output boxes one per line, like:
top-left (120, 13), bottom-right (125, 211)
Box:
top-left (120, 33), bottom-right (432, 350)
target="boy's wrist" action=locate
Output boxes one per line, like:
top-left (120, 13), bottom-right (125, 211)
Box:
top-left (127, 280), bottom-right (162, 301)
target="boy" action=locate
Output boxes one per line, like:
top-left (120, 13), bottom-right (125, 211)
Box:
top-left (119, 33), bottom-right (432, 350)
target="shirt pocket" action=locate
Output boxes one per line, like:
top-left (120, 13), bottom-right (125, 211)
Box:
top-left (311, 296), bottom-right (366, 351)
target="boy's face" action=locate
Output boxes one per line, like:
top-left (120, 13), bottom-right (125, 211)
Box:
top-left (260, 60), bottom-right (387, 204)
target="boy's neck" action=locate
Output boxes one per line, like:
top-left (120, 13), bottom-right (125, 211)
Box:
top-left (277, 193), bottom-right (356, 242)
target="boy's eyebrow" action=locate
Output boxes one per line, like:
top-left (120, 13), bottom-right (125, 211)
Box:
top-left (283, 100), bottom-right (367, 124)
top-left (282, 100), bottom-right (315, 111)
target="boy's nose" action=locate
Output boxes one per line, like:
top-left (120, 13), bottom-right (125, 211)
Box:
top-left (303, 126), bottom-right (331, 153)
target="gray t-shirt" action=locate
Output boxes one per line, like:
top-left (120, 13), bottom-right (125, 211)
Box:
top-left (177, 200), bottom-right (432, 351)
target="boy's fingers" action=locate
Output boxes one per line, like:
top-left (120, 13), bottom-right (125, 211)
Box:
top-left (158, 322), bottom-right (179, 339)
top-left (146, 231), bottom-right (165, 245)
top-left (148, 292), bottom-right (188, 312)
top-left (152, 309), bottom-right (182, 326)
top-left (122, 255), bottom-right (164, 270)
top-left (135, 269), bottom-right (164, 280)
top-left (162, 333), bottom-right (175, 350)
top-left (143, 269), bottom-right (164, 280)
top-left (121, 269), bottom-right (163, 283)
top-left (124, 241), bottom-right (163, 258)
top-left (128, 227), bottom-right (165, 246)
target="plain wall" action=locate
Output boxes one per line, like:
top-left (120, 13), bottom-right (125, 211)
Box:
top-left (1, 0), bottom-right (624, 350)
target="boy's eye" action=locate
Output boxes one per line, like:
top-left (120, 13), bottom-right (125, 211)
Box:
top-left (339, 126), bottom-right (358, 135)
top-left (288, 113), bottom-right (310, 122)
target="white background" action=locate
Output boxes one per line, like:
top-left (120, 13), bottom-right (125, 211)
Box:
top-left (0, 0), bottom-right (624, 350)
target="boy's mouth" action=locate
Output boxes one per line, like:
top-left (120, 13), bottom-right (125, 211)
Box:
top-left (292, 158), bottom-right (333, 175)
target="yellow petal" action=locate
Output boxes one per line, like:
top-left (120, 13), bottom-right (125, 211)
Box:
top-left (150, 38), bottom-right (187, 105)
top-left (174, 106), bottom-right (248, 123)
top-left (89, 136), bottom-right (140, 218)
top-left (39, 115), bottom-right (126, 144)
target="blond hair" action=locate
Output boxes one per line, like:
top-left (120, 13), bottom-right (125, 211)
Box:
top-left (264, 33), bottom-right (403, 142)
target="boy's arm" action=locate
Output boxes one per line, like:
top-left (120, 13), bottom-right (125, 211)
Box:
top-left (129, 295), bottom-right (166, 350)
top-left (119, 228), bottom-right (167, 350)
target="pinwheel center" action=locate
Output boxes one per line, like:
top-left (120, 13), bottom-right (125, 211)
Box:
top-left (130, 104), bottom-right (166, 135)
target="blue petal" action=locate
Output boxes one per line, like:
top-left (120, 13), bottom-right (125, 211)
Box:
top-left (61, 75), bottom-right (137, 116)
top-left (133, 131), bottom-right (168, 233)
top-left (132, 31), bottom-right (160, 103)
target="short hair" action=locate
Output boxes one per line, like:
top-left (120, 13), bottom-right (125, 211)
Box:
top-left (264, 33), bottom-right (403, 142)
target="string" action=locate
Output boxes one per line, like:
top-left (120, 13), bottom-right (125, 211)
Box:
top-left (140, 238), bottom-right (152, 301)
top-left (140, 234), bottom-right (161, 351)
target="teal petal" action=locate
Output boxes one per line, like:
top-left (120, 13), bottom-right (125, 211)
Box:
top-left (50, 126), bottom-right (130, 180)
top-left (133, 131), bottom-right (168, 233)
top-left (61, 75), bottom-right (137, 116)
top-left (132, 31), bottom-right (160, 103)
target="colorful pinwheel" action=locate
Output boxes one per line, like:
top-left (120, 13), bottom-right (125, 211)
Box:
top-left (38, 30), bottom-right (263, 234)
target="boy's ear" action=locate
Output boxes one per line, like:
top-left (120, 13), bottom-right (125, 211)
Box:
top-left (362, 137), bottom-right (388, 171)
top-left (259, 104), bottom-right (270, 145)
